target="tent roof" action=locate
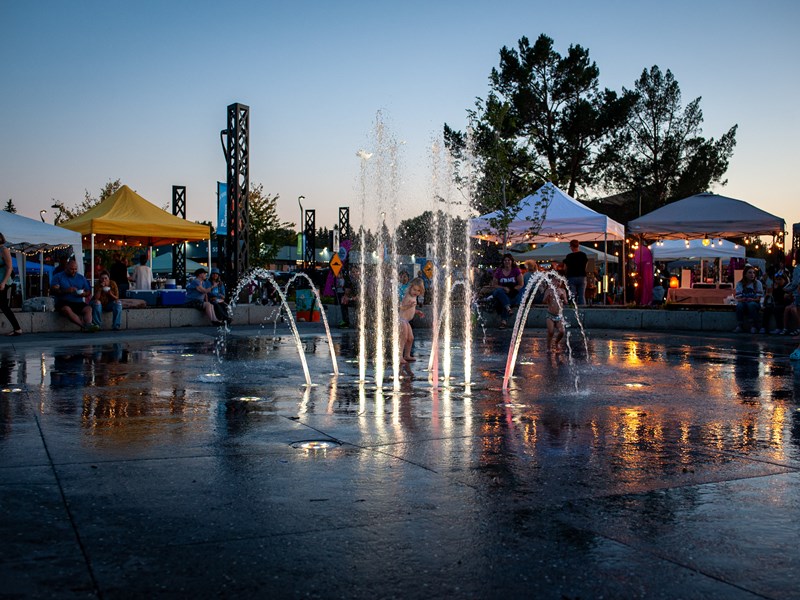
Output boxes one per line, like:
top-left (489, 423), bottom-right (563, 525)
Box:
top-left (0, 210), bottom-right (83, 257)
top-left (151, 252), bottom-right (206, 274)
top-left (510, 242), bottom-right (618, 263)
top-left (471, 182), bottom-right (625, 244)
top-left (59, 185), bottom-right (210, 246)
top-left (649, 238), bottom-right (746, 260)
top-left (628, 193), bottom-right (785, 239)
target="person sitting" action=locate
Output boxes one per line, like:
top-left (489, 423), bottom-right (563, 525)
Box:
top-left (733, 265), bottom-right (763, 333)
top-left (205, 268), bottom-right (231, 324)
top-left (491, 253), bottom-right (523, 329)
top-left (91, 271), bottom-right (122, 331)
top-left (762, 270), bottom-right (789, 334)
top-left (185, 267), bottom-right (222, 326)
top-left (780, 273), bottom-right (799, 336)
top-left (652, 279), bottom-right (666, 305)
top-left (50, 259), bottom-right (98, 332)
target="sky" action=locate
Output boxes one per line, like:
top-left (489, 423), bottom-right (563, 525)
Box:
top-left (1, 0), bottom-right (798, 237)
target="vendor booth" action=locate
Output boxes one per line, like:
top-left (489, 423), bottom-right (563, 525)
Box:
top-left (472, 182), bottom-right (625, 302)
top-left (0, 211), bottom-right (83, 301)
top-left (59, 185), bottom-right (211, 284)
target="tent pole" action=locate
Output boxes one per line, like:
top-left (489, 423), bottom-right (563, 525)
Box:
top-left (15, 251), bottom-right (26, 303)
top-left (91, 234), bottom-right (96, 287)
top-left (622, 237), bottom-right (627, 305)
top-left (39, 251), bottom-right (44, 297)
top-left (207, 239), bottom-right (211, 270)
top-left (603, 232), bottom-right (608, 305)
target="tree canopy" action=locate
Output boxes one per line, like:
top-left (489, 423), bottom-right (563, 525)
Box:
top-left (601, 66), bottom-right (737, 219)
top-left (447, 33), bottom-right (636, 217)
top-left (448, 35), bottom-right (737, 229)
top-left (52, 178), bottom-right (122, 224)
top-left (247, 183), bottom-right (295, 267)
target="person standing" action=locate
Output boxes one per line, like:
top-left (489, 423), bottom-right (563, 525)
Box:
top-left (109, 253), bottom-right (129, 298)
top-left (0, 232), bottom-right (23, 336)
top-left (131, 254), bottom-right (152, 291)
top-left (562, 240), bottom-right (589, 306)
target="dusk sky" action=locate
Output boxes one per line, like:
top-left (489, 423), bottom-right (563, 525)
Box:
top-left (2, 0), bottom-right (798, 236)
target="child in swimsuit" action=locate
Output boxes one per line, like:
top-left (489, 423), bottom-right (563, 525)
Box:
top-left (399, 278), bottom-right (425, 364)
top-left (543, 279), bottom-right (568, 353)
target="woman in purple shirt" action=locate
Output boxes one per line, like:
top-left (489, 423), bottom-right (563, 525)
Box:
top-left (491, 253), bottom-right (523, 329)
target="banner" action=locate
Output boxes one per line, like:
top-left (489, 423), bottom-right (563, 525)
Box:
top-left (217, 182), bottom-right (227, 235)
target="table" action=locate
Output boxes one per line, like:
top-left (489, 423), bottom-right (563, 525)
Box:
top-left (667, 288), bottom-right (732, 305)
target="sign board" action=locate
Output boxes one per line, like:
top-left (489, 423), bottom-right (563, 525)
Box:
top-left (330, 254), bottom-right (343, 277)
top-left (216, 182), bottom-right (227, 236)
top-left (423, 260), bottom-right (434, 280)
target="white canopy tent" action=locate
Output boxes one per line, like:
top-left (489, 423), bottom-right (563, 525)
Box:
top-left (0, 211), bottom-right (84, 301)
top-left (649, 238), bottom-right (745, 261)
top-left (628, 193), bottom-right (785, 239)
top-left (511, 242), bottom-right (618, 263)
top-left (471, 182), bottom-right (625, 244)
top-left (472, 182), bottom-right (625, 302)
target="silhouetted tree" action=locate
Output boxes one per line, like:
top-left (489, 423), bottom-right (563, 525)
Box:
top-left (603, 66), bottom-right (737, 216)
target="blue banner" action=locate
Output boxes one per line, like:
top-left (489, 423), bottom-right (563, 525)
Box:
top-left (217, 182), bottom-right (227, 235)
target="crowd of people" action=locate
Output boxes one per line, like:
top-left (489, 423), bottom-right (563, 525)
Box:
top-left (1, 231), bottom-right (799, 361)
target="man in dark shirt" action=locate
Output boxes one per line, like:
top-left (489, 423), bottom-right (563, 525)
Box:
top-left (562, 240), bottom-right (588, 305)
top-left (109, 253), bottom-right (129, 299)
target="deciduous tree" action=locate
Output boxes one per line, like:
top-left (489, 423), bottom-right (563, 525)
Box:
top-left (248, 183), bottom-right (295, 266)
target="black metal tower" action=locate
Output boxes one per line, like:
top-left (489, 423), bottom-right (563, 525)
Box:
top-left (338, 207), bottom-right (351, 241)
top-left (221, 103), bottom-right (250, 296)
top-left (171, 186), bottom-right (187, 287)
top-left (304, 209), bottom-right (316, 269)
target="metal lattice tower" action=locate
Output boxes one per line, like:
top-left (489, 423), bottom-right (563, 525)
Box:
top-left (338, 207), bottom-right (351, 241)
top-left (222, 103), bottom-right (250, 296)
top-left (171, 186), bottom-right (187, 287)
top-left (304, 209), bottom-right (316, 269)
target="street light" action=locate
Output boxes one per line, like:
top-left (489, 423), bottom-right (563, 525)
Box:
top-left (39, 209), bottom-right (47, 223)
top-left (298, 196), bottom-right (305, 267)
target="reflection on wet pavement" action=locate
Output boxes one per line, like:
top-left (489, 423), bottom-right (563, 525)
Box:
top-left (1, 329), bottom-right (799, 597)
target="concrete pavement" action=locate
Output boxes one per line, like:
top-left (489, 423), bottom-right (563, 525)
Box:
top-left (1, 325), bottom-right (799, 598)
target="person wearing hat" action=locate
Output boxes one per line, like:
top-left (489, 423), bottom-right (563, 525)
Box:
top-left (185, 267), bottom-right (222, 326)
top-left (205, 268), bottom-right (231, 324)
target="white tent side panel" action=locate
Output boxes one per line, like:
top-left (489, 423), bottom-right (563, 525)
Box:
top-left (0, 211), bottom-right (84, 273)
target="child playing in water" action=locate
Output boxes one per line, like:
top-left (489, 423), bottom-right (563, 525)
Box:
top-left (543, 279), bottom-right (568, 353)
top-left (399, 277), bottom-right (425, 364)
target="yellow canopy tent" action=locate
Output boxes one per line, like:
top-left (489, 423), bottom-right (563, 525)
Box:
top-left (59, 184), bottom-right (212, 280)
top-left (59, 185), bottom-right (210, 247)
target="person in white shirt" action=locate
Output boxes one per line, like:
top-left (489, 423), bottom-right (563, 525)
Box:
top-left (131, 254), bottom-right (153, 291)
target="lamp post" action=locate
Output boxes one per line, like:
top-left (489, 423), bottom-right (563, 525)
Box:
top-left (39, 210), bottom-right (47, 223)
top-left (298, 196), bottom-right (305, 269)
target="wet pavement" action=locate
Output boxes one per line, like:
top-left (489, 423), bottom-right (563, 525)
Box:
top-left (1, 325), bottom-right (799, 599)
